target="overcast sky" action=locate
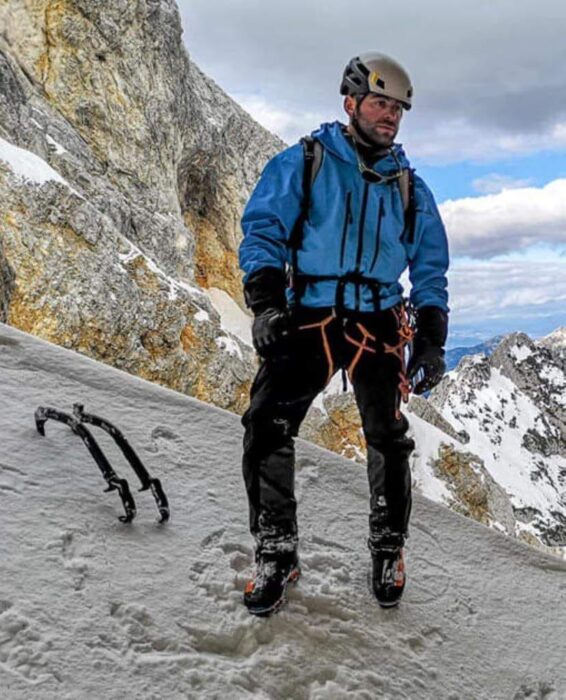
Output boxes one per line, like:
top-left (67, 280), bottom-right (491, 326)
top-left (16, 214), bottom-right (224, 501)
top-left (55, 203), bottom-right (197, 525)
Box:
top-left (178, 0), bottom-right (566, 343)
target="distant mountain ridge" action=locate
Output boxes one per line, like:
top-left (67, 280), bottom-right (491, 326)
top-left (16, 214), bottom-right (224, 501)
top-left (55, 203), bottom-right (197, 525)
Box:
top-left (445, 335), bottom-right (504, 371)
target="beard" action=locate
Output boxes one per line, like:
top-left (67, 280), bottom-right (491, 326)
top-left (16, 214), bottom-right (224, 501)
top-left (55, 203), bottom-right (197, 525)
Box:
top-left (352, 110), bottom-right (398, 149)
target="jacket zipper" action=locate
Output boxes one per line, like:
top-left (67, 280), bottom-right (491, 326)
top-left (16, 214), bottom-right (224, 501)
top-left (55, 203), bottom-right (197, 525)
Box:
top-left (369, 197), bottom-right (385, 271)
top-left (339, 191), bottom-right (352, 268)
top-left (354, 181), bottom-right (370, 308)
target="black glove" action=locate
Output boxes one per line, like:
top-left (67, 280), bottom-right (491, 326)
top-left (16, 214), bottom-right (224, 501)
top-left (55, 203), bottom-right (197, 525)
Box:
top-left (252, 308), bottom-right (291, 357)
top-left (407, 306), bottom-right (448, 395)
top-left (244, 267), bottom-right (290, 358)
top-left (407, 343), bottom-right (446, 394)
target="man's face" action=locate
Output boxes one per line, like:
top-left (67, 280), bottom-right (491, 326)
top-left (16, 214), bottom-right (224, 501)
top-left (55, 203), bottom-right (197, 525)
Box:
top-left (346, 93), bottom-right (404, 147)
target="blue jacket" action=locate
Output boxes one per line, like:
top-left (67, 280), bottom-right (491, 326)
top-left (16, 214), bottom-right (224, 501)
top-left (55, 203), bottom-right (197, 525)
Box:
top-left (239, 121), bottom-right (449, 312)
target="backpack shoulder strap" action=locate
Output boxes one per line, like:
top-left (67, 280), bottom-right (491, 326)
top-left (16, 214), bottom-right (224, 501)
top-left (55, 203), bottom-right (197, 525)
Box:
top-left (288, 136), bottom-right (324, 251)
top-left (310, 137), bottom-right (324, 187)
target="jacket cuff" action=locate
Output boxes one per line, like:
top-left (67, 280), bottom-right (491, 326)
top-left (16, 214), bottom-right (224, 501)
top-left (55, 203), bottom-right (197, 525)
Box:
top-left (414, 305), bottom-right (448, 349)
top-left (243, 267), bottom-right (288, 314)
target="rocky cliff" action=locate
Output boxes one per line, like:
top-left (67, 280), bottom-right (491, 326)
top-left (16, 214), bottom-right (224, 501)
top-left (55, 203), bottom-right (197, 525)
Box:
top-left (0, 0), bottom-right (283, 413)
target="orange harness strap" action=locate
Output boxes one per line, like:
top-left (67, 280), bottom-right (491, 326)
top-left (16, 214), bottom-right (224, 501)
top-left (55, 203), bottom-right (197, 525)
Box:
top-left (344, 322), bottom-right (376, 381)
top-left (383, 304), bottom-right (415, 419)
top-left (297, 311), bottom-right (337, 386)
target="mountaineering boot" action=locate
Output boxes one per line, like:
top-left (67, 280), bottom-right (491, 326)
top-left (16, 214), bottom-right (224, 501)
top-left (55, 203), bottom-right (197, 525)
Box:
top-left (370, 547), bottom-right (406, 608)
top-left (244, 550), bottom-right (301, 617)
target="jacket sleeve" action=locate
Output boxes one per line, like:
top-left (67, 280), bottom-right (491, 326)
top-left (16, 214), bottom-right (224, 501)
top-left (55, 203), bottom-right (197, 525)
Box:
top-left (408, 175), bottom-right (450, 312)
top-left (239, 144), bottom-right (304, 283)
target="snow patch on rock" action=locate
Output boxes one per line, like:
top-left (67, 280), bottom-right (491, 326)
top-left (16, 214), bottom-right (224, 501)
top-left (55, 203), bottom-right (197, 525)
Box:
top-left (207, 287), bottom-right (252, 347)
top-left (0, 135), bottom-right (80, 196)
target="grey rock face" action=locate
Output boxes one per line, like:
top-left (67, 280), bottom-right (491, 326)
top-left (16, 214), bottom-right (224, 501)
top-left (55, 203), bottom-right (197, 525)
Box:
top-left (0, 238), bottom-right (15, 322)
top-left (408, 395), bottom-right (469, 444)
top-left (431, 443), bottom-right (517, 537)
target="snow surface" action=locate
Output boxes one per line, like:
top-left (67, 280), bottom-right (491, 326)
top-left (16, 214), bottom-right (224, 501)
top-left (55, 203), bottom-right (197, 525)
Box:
top-left (45, 135), bottom-right (67, 156)
top-left (509, 344), bottom-right (532, 363)
top-left (1, 322), bottom-right (566, 699)
top-left (215, 335), bottom-right (244, 359)
top-left (0, 136), bottom-right (79, 196)
top-left (407, 413), bottom-right (455, 505)
top-left (206, 287), bottom-right (253, 347)
top-left (193, 309), bottom-right (210, 323)
top-left (444, 371), bottom-right (562, 513)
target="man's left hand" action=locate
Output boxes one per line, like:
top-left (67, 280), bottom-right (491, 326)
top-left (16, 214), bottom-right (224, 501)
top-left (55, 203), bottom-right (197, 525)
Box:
top-left (407, 345), bottom-right (446, 395)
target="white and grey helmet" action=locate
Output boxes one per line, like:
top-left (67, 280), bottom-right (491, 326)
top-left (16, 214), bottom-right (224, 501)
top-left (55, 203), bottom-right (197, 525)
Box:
top-left (340, 52), bottom-right (413, 110)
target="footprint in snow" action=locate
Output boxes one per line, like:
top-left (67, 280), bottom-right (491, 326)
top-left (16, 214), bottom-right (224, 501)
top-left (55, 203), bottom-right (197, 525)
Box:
top-left (0, 604), bottom-right (58, 683)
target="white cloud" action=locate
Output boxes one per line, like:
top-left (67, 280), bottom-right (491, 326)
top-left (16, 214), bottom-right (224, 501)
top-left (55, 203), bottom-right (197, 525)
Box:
top-left (231, 94), bottom-right (326, 145)
top-left (439, 179), bottom-right (566, 258)
top-left (471, 174), bottom-right (534, 195)
top-left (403, 117), bottom-right (566, 165)
top-left (446, 259), bottom-right (566, 323)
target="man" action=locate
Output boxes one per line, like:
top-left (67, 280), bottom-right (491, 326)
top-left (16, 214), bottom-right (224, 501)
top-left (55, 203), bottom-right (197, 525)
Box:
top-left (239, 52), bottom-right (449, 616)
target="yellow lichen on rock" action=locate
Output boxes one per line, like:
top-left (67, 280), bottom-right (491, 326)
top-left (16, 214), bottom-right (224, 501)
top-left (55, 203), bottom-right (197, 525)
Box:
top-left (433, 443), bottom-right (490, 524)
top-left (186, 211), bottom-right (244, 306)
top-left (123, 255), bottom-right (163, 294)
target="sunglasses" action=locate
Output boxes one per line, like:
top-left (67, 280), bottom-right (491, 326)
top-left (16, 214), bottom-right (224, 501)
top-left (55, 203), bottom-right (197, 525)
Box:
top-left (354, 145), bottom-right (404, 184)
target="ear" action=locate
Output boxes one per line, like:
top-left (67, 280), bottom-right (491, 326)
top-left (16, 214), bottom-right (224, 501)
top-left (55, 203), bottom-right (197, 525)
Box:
top-left (343, 95), bottom-right (356, 119)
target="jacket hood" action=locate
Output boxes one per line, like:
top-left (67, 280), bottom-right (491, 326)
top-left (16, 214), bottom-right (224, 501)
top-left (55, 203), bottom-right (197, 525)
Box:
top-left (311, 121), bottom-right (411, 174)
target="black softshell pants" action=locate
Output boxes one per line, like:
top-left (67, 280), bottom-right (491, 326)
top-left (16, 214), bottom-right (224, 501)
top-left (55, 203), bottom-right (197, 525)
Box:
top-left (241, 303), bottom-right (416, 556)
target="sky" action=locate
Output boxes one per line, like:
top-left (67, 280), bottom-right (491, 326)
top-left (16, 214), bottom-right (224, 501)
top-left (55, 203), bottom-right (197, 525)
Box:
top-left (177, 0), bottom-right (566, 346)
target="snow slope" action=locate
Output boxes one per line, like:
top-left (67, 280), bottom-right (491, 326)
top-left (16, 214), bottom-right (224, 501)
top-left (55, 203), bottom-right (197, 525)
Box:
top-left (1, 322), bottom-right (566, 699)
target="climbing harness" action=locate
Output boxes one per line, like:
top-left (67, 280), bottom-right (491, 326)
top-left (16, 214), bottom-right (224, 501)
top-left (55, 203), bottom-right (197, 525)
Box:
top-left (383, 301), bottom-right (416, 419)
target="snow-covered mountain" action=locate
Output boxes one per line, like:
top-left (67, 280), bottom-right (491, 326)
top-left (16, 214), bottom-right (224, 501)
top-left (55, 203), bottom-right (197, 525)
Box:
top-left (410, 331), bottom-right (566, 554)
top-left (2, 321), bottom-right (566, 699)
top-left (537, 326), bottom-right (566, 359)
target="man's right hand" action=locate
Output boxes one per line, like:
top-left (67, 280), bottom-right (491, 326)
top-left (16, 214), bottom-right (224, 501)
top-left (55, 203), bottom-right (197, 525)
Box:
top-left (252, 308), bottom-right (291, 358)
